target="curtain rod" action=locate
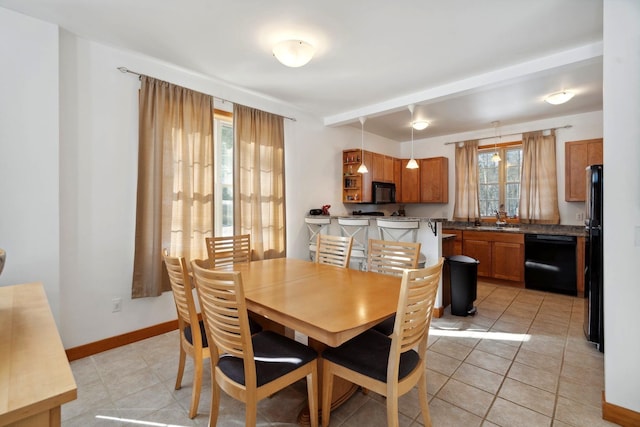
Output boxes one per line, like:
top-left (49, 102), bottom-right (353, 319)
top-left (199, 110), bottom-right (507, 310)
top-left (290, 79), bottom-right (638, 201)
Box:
top-left (117, 67), bottom-right (296, 122)
top-left (443, 125), bottom-right (572, 145)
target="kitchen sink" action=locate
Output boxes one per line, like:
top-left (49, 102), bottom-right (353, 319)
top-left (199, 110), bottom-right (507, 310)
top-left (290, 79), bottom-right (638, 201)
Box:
top-left (473, 226), bottom-right (521, 232)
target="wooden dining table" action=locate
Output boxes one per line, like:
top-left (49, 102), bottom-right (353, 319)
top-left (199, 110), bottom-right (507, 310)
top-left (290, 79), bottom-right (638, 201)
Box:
top-left (215, 257), bottom-right (402, 424)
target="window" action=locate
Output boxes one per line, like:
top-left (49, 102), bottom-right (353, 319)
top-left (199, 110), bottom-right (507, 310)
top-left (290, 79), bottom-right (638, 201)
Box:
top-left (478, 144), bottom-right (522, 218)
top-left (214, 110), bottom-right (234, 236)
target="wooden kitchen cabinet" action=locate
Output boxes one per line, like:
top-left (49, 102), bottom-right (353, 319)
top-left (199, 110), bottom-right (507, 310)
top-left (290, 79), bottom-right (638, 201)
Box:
top-left (420, 156), bottom-right (448, 203)
top-left (383, 155), bottom-right (394, 182)
top-left (493, 240), bottom-right (524, 281)
top-left (442, 229), bottom-right (463, 255)
top-left (400, 159), bottom-right (421, 203)
top-left (342, 149), bottom-right (372, 203)
top-left (372, 153), bottom-right (384, 182)
top-left (393, 158), bottom-right (403, 202)
top-left (565, 138), bottom-right (603, 201)
top-left (576, 235), bottom-right (585, 296)
top-left (462, 230), bottom-right (524, 282)
top-left (462, 238), bottom-right (492, 277)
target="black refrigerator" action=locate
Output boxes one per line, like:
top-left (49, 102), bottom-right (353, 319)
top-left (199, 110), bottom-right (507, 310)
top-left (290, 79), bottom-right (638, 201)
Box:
top-left (584, 164), bottom-right (604, 352)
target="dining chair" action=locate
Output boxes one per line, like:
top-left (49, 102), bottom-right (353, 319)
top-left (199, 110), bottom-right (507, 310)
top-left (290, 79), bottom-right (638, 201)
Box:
top-left (367, 238), bottom-right (422, 336)
top-left (191, 261), bottom-right (319, 427)
top-left (205, 234), bottom-right (252, 268)
top-left (305, 217), bottom-right (331, 261)
top-left (315, 233), bottom-right (353, 268)
top-left (337, 217), bottom-right (369, 270)
top-left (321, 258), bottom-right (444, 427)
top-left (376, 219), bottom-right (427, 267)
top-left (204, 234), bottom-right (263, 334)
top-left (163, 253), bottom-right (210, 419)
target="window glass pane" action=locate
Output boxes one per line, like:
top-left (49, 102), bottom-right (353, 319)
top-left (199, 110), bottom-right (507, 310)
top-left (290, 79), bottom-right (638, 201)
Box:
top-left (478, 151), bottom-right (499, 217)
top-left (477, 146), bottom-right (522, 218)
top-left (215, 117), bottom-right (234, 236)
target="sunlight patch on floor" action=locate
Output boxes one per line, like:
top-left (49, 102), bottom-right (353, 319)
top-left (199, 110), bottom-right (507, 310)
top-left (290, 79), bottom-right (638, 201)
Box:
top-left (96, 415), bottom-right (189, 427)
top-left (430, 327), bottom-right (531, 342)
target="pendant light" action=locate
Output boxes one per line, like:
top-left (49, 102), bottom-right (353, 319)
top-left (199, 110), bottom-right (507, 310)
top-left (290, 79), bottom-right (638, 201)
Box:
top-left (357, 117), bottom-right (368, 174)
top-left (406, 104), bottom-right (419, 169)
top-left (491, 121), bottom-right (502, 163)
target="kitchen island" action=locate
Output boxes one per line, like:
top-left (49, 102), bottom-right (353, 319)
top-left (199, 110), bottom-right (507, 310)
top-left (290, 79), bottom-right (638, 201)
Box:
top-left (306, 215), bottom-right (450, 316)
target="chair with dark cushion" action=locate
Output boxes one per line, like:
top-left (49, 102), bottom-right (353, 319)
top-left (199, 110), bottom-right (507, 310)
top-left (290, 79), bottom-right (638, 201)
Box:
top-left (191, 261), bottom-right (319, 427)
top-left (204, 234), bottom-right (263, 334)
top-left (163, 253), bottom-right (210, 419)
top-left (321, 258), bottom-right (444, 427)
top-left (367, 238), bottom-right (422, 335)
top-left (205, 234), bottom-right (252, 267)
top-left (315, 233), bottom-right (353, 268)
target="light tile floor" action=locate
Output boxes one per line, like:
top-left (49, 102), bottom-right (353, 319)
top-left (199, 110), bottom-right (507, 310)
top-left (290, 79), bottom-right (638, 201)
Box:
top-left (63, 280), bottom-right (618, 426)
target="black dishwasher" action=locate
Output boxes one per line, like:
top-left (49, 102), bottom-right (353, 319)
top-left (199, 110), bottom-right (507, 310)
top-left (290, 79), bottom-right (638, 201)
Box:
top-left (524, 234), bottom-right (577, 296)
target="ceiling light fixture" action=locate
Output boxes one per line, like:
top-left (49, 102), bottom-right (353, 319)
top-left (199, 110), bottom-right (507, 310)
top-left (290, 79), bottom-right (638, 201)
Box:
top-left (406, 105), bottom-right (419, 169)
top-left (357, 117), bottom-right (369, 174)
top-left (545, 90), bottom-right (575, 105)
top-left (491, 121), bottom-right (502, 163)
top-left (272, 40), bottom-right (315, 67)
top-left (412, 120), bottom-right (429, 131)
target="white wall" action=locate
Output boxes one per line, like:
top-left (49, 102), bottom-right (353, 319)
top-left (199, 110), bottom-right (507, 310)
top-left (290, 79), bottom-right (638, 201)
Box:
top-left (398, 111), bottom-right (603, 224)
top-left (0, 7), bottom-right (394, 348)
top-left (55, 32), bottom-right (365, 348)
top-left (0, 9), bottom-right (60, 315)
top-left (6, 17), bottom-right (637, 420)
top-left (603, 0), bottom-right (640, 413)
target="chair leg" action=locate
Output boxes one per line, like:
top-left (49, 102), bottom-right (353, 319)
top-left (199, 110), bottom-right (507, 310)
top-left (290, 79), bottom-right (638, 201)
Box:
top-left (175, 345), bottom-right (186, 390)
top-left (188, 352), bottom-right (203, 418)
top-left (386, 393), bottom-right (399, 427)
top-left (307, 362), bottom-right (319, 427)
top-left (246, 391), bottom-right (258, 426)
top-left (418, 371), bottom-right (432, 427)
top-left (209, 376), bottom-right (220, 427)
top-left (321, 362), bottom-right (334, 427)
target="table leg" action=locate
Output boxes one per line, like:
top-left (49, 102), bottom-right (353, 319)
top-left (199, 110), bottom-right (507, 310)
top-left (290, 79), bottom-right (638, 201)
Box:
top-left (297, 337), bottom-right (359, 426)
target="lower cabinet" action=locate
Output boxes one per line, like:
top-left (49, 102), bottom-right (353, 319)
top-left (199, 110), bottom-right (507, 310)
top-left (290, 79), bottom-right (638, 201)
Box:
top-left (462, 231), bottom-right (524, 282)
top-left (442, 229), bottom-right (462, 255)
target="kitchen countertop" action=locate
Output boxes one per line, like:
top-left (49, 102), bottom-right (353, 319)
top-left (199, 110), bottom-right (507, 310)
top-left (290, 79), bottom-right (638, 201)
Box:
top-left (307, 215), bottom-right (448, 222)
top-left (442, 221), bottom-right (586, 237)
top-left (304, 215), bottom-right (586, 237)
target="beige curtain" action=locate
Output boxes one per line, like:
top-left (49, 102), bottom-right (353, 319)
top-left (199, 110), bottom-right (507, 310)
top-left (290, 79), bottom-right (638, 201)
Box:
top-left (519, 130), bottom-right (560, 224)
top-left (453, 140), bottom-right (480, 221)
top-left (132, 76), bottom-right (214, 298)
top-left (233, 104), bottom-right (286, 260)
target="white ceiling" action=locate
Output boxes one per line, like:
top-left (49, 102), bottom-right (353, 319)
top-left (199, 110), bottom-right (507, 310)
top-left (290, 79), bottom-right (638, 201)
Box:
top-left (0, 0), bottom-right (604, 141)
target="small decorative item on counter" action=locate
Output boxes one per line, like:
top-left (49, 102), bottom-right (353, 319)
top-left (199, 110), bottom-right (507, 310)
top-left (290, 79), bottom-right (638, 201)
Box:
top-left (322, 204), bottom-right (331, 215)
top-left (309, 209), bottom-right (323, 215)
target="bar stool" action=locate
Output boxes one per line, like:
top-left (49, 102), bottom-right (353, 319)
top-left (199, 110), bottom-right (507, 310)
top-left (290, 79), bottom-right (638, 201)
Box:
top-left (337, 218), bottom-right (370, 270)
top-left (376, 219), bottom-right (427, 267)
top-left (305, 217), bottom-right (331, 261)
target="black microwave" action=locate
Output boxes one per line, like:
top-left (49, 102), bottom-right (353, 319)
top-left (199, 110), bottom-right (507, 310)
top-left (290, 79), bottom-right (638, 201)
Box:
top-left (372, 181), bottom-right (396, 204)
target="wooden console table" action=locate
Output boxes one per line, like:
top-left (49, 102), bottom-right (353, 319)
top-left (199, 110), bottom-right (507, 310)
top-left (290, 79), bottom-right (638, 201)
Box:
top-left (0, 283), bottom-right (77, 427)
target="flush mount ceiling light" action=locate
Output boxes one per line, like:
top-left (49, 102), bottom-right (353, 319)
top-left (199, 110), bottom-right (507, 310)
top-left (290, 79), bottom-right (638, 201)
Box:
top-left (272, 40), bottom-right (315, 67)
top-left (357, 117), bottom-right (369, 174)
top-left (406, 105), bottom-right (419, 169)
top-left (412, 120), bottom-right (429, 131)
top-left (545, 90), bottom-right (575, 105)
top-left (491, 121), bottom-right (502, 163)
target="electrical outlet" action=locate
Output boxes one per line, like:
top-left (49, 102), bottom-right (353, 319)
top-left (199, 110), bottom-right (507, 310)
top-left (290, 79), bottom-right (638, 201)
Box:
top-left (576, 212), bottom-right (584, 221)
top-left (112, 297), bottom-right (122, 313)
